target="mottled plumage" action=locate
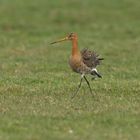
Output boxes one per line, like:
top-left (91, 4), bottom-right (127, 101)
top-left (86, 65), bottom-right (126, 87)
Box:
top-left (81, 48), bottom-right (104, 68)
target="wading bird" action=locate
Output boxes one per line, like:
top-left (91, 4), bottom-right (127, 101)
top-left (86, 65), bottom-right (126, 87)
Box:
top-left (50, 33), bottom-right (103, 98)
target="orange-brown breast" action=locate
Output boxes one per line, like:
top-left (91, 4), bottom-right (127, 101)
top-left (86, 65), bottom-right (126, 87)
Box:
top-left (69, 54), bottom-right (91, 74)
top-left (69, 37), bottom-right (92, 74)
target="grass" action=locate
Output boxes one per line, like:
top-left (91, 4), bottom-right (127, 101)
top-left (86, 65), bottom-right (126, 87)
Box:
top-left (0, 0), bottom-right (140, 139)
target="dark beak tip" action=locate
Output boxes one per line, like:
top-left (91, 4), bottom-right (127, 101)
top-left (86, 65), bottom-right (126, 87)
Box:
top-left (50, 42), bottom-right (55, 45)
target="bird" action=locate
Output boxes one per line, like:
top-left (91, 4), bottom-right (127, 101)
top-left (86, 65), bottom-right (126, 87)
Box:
top-left (50, 33), bottom-right (104, 98)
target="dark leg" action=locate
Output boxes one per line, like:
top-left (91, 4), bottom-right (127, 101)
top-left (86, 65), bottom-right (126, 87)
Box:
top-left (71, 77), bottom-right (83, 99)
top-left (84, 76), bottom-right (94, 97)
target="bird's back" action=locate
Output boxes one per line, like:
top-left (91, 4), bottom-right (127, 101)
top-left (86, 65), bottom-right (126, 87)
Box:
top-left (81, 48), bottom-right (104, 68)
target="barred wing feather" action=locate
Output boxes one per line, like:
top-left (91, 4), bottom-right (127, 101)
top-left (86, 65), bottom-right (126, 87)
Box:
top-left (81, 48), bottom-right (104, 68)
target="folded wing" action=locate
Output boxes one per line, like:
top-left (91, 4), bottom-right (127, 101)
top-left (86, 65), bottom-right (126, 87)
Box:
top-left (81, 48), bottom-right (104, 68)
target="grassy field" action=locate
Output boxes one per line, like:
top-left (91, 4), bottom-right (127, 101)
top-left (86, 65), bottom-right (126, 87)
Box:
top-left (0, 0), bottom-right (140, 139)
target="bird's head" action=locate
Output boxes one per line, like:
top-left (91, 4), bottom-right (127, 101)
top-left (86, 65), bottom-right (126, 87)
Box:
top-left (50, 33), bottom-right (78, 44)
top-left (67, 33), bottom-right (78, 40)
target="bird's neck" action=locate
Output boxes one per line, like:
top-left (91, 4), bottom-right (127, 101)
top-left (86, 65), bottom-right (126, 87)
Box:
top-left (72, 39), bottom-right (80, 56)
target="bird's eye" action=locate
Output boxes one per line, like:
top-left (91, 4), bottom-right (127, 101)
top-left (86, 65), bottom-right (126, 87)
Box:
top-left (68, 33), bottom-right (74, 38)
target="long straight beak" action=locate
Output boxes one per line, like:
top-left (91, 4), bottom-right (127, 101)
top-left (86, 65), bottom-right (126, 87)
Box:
top-left (50, 37), bottom-right (68, 44)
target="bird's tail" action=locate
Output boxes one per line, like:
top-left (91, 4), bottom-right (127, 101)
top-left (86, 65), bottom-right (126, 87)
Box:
top-left (91, 68), bottom-right (102, 78)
